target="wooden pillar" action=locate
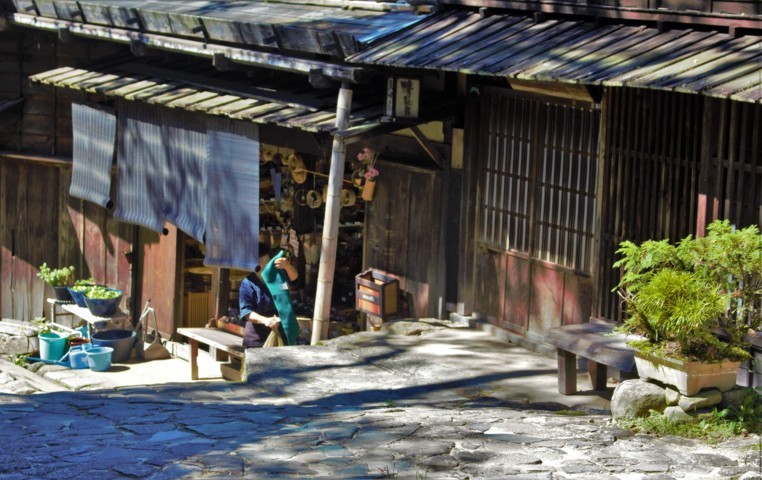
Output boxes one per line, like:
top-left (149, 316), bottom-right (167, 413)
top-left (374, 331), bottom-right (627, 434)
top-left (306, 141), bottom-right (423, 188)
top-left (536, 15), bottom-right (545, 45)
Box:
top-left (311, 82), bottom-right (353, 344)
top-left (210, 267), bottom-right (230, 320)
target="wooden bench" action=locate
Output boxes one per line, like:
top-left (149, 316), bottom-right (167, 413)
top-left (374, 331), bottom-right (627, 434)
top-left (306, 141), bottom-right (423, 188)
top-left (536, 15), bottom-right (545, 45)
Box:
top-left (176, 327), bottom-right (245, 381)
top-left (545, 321), bottom-right (637, 395)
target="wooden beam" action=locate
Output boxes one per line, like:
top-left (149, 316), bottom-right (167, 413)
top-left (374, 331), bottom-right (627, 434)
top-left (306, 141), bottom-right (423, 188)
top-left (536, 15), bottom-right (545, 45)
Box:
top-left (410, 125), bottom-right (444, 169)
top-left (0, 152), bottom-right (72, 168)
top-left (439, 0), bottom-right (762, 32)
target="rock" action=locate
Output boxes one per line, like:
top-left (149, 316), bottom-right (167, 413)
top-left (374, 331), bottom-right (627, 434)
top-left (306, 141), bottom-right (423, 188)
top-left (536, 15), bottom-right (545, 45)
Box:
top-left (0, 379), bottom-right (37, 395)
top-left (0, 371), bottom-right (15, 385)
top-left (692, 453), bottom-right (736, 467)
top-left (611, 380), bottom-right (667, 420)
top-left (665, 387), bottom-right (680, 406)
top-left (720, 387), bottom-right (755, 409)
top-left (678, 390), bottom-right (722, 412)
top-left (663, 406), bottom-right (694, 424)
top-left (740, 472), bottom-right (762, 480)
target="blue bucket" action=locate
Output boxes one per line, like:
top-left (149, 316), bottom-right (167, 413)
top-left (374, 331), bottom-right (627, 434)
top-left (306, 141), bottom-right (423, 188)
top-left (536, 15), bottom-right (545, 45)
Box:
top-left (68, 344), bottom-right (92, 369)
top-left (39, 332), bottom-right (67, 361)
top-left (91, 329), bottom-right (136, 363)
top-left (86, 346), bottom-right (113, 371)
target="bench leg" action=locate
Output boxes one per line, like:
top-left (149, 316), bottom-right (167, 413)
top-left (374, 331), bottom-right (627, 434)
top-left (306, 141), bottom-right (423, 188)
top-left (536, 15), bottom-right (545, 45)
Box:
top-left (588, 360), bottom-right (608, 391)
top-left (619, 369), bottom-right (638, 381)
top-left (189, 339), bottom-right (199, 380)
top-left (557, 348), bottom-right (577, 395)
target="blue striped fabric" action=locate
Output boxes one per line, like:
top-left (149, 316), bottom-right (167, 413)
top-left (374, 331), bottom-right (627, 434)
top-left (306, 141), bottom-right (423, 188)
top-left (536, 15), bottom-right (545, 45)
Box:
top-left (113, 100), bottom-right (166, 233)
top-left (204, 118), bottom-right (260, 271)
top-left (69, 101), bottom-right (116, 209)
top-left (162, 109), bottom-right (207, 243)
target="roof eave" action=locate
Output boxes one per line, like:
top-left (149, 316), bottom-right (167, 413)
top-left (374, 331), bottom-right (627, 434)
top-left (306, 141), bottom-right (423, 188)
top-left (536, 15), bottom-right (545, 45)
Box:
top-left (11, 13), bottom-right (374, 83)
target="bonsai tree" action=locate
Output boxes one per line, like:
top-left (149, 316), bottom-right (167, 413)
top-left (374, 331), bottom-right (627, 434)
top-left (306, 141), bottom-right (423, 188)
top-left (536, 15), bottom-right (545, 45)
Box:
top-left (36, 263), bottom-right (75, 287)
top-left (613, 220), bottom-right (761, 362)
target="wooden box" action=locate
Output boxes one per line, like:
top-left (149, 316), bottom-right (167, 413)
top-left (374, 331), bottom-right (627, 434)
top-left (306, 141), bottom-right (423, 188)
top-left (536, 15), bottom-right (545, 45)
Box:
top-left (355, 269), bottom-right (399, 319)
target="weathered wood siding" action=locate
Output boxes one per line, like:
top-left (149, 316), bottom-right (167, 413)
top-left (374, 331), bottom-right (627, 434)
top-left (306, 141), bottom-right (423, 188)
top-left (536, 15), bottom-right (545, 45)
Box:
top-left (0, 160), bottom-right (133, 320)
top-left (137, 225), bottom-right (183, 337)
top-left (595, 88), bottom-right (762, 323)
top-left (0, 29), bottom-right (133, 321)
top-left (364, 160), bottom-right (445, 319)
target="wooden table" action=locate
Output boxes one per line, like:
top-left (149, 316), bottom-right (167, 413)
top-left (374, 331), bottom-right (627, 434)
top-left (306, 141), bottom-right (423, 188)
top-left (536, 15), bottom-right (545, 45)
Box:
top-left (176, 327), bottom-right (245, 381)
top-left (545, 321), bottom-right (637, 395)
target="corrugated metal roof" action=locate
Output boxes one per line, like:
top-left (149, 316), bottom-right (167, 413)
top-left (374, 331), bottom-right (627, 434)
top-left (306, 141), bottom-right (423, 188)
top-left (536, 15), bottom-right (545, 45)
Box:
top-left (349, 10), bottom-right (762, 103)
top-left (28, 62), bottom-right (385, 135)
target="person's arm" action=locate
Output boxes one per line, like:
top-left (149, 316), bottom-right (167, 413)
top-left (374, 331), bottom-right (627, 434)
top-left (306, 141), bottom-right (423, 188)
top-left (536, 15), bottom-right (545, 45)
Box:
top-left (239, 278), bottom-right (280, 329)
top-left (274, 257), bottom-right (298, 282)
top-left (247, 310), bottom-right (279, 329)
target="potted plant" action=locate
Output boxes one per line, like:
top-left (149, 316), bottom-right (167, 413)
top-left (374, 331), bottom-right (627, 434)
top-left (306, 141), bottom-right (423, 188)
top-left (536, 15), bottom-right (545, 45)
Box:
top-left (84, 286), bottom-right (123, 317)
top-left (613, 220), bottom-right (761, 396)
top-left (37, 263), bottom-right (75, 302)
top-left (354, 147), bottom-right (380, 201)
top-left (67, 278), bottom-right (97, 308)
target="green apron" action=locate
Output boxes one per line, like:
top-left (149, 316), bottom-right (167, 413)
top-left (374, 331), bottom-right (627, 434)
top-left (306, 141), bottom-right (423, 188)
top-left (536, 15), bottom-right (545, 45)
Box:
top-left (261, 250), bottom-right (299, 346)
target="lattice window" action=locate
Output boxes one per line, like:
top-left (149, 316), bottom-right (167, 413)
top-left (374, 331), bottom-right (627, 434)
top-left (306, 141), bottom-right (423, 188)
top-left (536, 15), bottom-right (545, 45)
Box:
top-left (478, 89), bottom-right (599, 272)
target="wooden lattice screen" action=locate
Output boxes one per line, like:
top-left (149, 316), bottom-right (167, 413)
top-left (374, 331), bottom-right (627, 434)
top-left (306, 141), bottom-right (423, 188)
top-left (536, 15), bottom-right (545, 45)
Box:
top-left (596, 88), bottom-right (762, 322)
top-left (479, 88), bottom-right (599, 273)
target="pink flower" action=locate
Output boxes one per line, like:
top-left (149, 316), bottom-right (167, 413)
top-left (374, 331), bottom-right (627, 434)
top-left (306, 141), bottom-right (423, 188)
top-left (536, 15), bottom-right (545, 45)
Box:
top-left (364, 167), bottom-right (379, 180)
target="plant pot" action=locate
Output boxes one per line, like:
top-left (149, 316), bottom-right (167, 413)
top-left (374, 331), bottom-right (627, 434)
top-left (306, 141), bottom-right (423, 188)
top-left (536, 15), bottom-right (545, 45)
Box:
top-left (362, 179), bottom-right (376, 202)
top-left (38, 332), bottom-right (67, 361)
top-left (352, 169), bottom-right (365, 186)
top-left (53, 286), bottom-right (74, 303)
top-left (633, 350), bottom-right (741, 396)
top-left (91, 329), bottom-right (136, 363)
top-left (84, 289), bottom-right (122, 317)
top-left (67, 287), bottom-right (90, 308)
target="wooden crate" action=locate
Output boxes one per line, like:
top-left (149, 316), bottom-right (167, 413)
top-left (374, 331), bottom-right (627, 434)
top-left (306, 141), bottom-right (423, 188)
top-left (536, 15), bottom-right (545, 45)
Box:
top-left (355, 269), bottom-right (399, 319)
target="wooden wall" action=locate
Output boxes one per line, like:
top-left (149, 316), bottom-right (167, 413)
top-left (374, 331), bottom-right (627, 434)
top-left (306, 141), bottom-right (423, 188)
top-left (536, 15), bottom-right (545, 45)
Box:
top-left (364, 160), bottom-right (446, 319)
top-left (595, 88), bottom-right (762, 323)
top-left (0, 28), bottom-right (133, 321)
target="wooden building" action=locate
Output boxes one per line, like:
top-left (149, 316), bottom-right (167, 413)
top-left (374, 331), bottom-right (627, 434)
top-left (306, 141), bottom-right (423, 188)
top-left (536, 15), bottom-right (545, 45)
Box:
top-left (350, 0), bottom-right (762, 352)
top-left (0, 0), bottom-right (451, 337)
top-left (1, 0), bottom-right (760, 360)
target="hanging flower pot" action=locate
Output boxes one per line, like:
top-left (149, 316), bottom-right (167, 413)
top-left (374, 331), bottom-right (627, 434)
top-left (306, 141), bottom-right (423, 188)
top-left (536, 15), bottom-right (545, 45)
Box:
top-left (362, 179), bottom-right (376, 202)
top-left (351, 169), bottom-right (366, 187)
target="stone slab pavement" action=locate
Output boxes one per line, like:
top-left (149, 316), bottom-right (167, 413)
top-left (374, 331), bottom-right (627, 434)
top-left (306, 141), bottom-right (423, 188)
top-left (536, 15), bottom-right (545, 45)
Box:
top-left (1, 319), bottom-right (760, 479)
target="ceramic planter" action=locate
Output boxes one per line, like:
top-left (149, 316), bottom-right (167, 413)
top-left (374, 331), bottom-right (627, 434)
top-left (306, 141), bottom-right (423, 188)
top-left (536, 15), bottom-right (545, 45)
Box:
top-left (633, 349), bottom-right (741, 396)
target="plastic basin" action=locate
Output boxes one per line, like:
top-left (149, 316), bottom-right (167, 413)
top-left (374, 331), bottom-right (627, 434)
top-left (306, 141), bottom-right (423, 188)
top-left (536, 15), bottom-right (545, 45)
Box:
top-left (90, 329), bottom-right (136, 363)
top-left (86, 346), bottom-right (113, 371)
top-left (38, 332), bottom-right (67, 361)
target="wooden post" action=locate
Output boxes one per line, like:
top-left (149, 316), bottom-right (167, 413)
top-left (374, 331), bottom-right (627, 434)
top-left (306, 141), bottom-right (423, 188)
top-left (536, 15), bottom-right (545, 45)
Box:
top-left (210, 267), bottom-right (230, 320)
top-left (311, 82), bottom-right (353, 344)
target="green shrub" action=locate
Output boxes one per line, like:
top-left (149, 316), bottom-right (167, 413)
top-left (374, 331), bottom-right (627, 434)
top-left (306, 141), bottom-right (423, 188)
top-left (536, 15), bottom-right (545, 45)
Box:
top-left (614, 219), bottom-right (761, 362)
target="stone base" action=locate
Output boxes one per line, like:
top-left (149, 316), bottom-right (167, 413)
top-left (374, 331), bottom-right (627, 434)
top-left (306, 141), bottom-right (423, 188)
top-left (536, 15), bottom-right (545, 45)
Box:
top-left (633, 351), bottom-right (740, 396)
